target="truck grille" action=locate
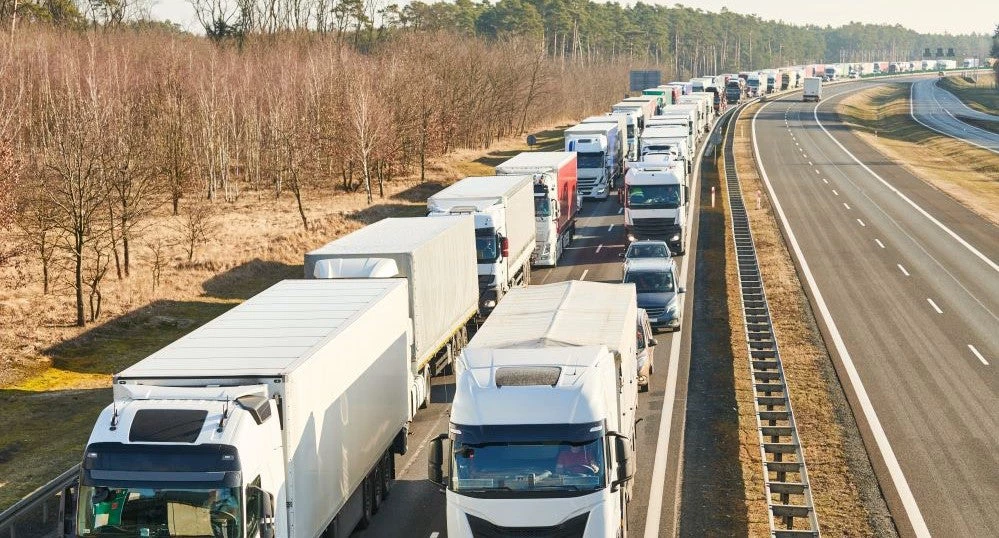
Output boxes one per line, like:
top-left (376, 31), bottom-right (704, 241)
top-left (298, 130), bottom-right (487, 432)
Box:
top-left (467, 513), bottom-right (588, 538)
top-left (631, 218), bottom-right (679, 237)
top-left (577, 177), bottom-right (599, 187)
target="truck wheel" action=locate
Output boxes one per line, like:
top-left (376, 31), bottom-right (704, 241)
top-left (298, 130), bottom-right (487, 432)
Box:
top-left (419, 370), bottom-right (431, 409)
top-left (381, 453), bottom-right (394, 498)
top-left (371, 466), bottom-right (385, 513)
top-left (357, 478), bottom-right (374, 529)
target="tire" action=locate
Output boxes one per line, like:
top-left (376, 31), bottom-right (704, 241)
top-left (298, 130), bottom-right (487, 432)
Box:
top-left (371, 465), bottom-right (385, 513)
top-left (357, 478), bottom-right (374, 529)
top-left (418, 369), bottom-right (431, 410)
top-left (381, 453), bottom-right (394, 499)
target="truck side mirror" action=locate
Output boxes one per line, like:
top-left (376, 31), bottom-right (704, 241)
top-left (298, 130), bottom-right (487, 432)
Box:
top-left (611, 435), bottom-right (635, 491)
top-left (254, 489), bottom-right (276, 538)
top-left (500, 237), bottom-right (509, 259)
top-left (648, 338), bottom-right (658, 347)
top-left (684, 185), bottom-right (689, 205)
top-left (427, 433), bottom-right (451, 489)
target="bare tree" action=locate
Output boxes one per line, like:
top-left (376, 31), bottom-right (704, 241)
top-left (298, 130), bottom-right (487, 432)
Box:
top-left (38, 52), bottom-right (113, 326)
top-left (177, 199), bottom-right (216, 263)
top-left (345, 60), bottom-right (385, 204)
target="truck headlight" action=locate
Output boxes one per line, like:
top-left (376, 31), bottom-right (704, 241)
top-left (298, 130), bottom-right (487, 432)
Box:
top-left (484, 299), bottom-right (496, 308)
top-left (670, 233), bottom-right (681, 242)
top-left (627, 234), bottom-right (636, 242)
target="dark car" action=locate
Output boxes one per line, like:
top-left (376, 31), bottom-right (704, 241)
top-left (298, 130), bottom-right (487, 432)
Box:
top-left (623, 258), bottom-right (685, 332)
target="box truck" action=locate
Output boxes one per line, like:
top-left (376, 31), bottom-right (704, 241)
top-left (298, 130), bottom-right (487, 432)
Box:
top-left (564, 122), bottom-right (621, 199)
top-left (639, 125), bottom-right (692, 175)
top-left (725, 78), bottom-right (743, 104)
top-left (623, 162), bottom-right (689, 254)
top-left (579, 115), bottom-right (627, 184)
top-left (496, 151), bottom-right (578, 267)
top-left (76, 279), bottom-right (411, 538)
top-left (428, 280), bottom-right (639, 538)
top-left (305, 216), bottom-right (478, 413)
top-left (622, 96), bottom-right (658, 122)
top-left (646, 114), bottom-right (695, 156)
top-left (428, 175), bottom-right (536, 314)
top-left (803, 77), bottom-right (822, 102)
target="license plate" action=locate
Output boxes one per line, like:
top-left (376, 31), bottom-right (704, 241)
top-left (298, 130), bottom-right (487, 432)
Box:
top-left (648, 318), bottom-right (658, 323)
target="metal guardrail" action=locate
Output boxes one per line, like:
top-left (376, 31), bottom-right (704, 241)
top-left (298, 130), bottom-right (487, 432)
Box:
top-left (0, 465), bottom-right (78, 538)
top-left (722, 103), bottom-right (821, 537)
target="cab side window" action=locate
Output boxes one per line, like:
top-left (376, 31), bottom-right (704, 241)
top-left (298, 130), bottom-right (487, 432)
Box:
top-left (246, 476), bottom-right (262, 537)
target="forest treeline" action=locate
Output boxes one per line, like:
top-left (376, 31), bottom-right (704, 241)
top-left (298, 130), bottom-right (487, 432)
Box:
top-left (0, 27), bottom-right (626, 326)
top-left (3, 0), bottom-right (992, 77)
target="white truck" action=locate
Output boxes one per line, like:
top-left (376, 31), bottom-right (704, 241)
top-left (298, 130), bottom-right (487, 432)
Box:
top-left (622, 162), bottom-right (689, 254)
top-left (76, 279), bottom-right (411, 538)
top-left (646, 116), bottom-right (695, 157)
top-left (653, 106), bottom-right (698, 146)
top-left (803, 76), bottom-right (822, 102)
top-left (495, 151), bottom-right (578, 267)
top-left (564, 122), bottom-right (621, 200)
top-left (638, 124), bottom-right (692, 175)
top-left (428, 175), bottom-right (536, 314)
top-left (679, 93), bottom-right (713, 127)
top-left (577, 116), bottom-right (626, 186)
top-left (428, 280), bottom-right (639, 538)
top-left (611, 102), bottom-right (652, 161)
top-left (305, 216), bottom-right (479, 414)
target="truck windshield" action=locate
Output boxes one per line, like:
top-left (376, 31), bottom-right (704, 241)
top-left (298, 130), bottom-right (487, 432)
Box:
top-left (627, 184), bottom-right (681, 209)
top-left (577, 152), bottom-right (604, 169)
top-left (534, 196), bottom-right (552, 218)
top-left (626, 124), bottom-right (635, 138)
top-left (624, 270), bottom-right (676, 294)
top-left (476, 228), bottom-right (499, 263)
top-left (77, 485), bottom-right (242, 537)
top-left (453, 439), bottom-right (605, 495)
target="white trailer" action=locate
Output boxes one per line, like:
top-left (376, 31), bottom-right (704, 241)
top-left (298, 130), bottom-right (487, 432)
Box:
top-left (803, 77), bottom-right (822, 102)
top-left (495, 151), bottom-right (578, 267)
top-left (305, 216), bottom-right (479, 413)
top-left (429, 280), bottom-right (638, 538)
top-left (428, 175), bottom-right (536, 314)
top-left (76, 279), bottom-right (412, 538)
top-left (564, 123), bottom-right (620, 199)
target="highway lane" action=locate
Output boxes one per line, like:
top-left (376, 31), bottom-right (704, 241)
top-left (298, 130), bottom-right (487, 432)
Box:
top-left (753, 82), bottom-right (999, 536)
top-left (910, 78), bottom-right (999, 153)
top-left (353, 193), bottom-right (693, 537)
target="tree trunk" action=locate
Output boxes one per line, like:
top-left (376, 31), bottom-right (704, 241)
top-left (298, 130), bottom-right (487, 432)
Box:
top-left (74, 233), bottom-right (84, 327)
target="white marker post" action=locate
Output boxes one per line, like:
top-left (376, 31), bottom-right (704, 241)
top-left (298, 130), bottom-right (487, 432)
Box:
top-left (711, 186), bottom-right (716, 207)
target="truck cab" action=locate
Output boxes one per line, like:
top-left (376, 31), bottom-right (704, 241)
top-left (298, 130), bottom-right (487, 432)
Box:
top-left (623, 164), bottom-right (689, 255)
top-left (564, 127), bottom-right (612, 200)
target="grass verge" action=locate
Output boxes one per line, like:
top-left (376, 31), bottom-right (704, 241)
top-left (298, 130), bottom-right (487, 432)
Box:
top-left (837, 83), bottom-right (999, 225)
top-left (0, 123), bottom-right (571, 510)
top-left (938, 74), bottom-right (999, 114)
top-left (733, 104), bottom-right (890, 536)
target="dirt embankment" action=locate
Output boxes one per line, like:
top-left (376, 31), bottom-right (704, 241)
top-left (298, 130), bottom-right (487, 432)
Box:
top-left (836, 83), bottom-right (999, 226)
top-left (731, 104), bottom-right (894, 536)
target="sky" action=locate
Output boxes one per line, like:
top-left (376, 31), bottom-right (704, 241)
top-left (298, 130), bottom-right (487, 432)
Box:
top-left (149, 0), bottom-right (998, 35)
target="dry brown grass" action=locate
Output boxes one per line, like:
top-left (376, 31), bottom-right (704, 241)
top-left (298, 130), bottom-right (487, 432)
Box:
top-left (730, 104), bottom-right (876, 536)
top-left (837, 83), bottom-right (999, 226)
top-left (0, 122), bottom-right (567, 509)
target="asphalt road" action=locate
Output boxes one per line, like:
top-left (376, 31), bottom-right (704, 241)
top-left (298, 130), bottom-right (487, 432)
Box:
top-left (354, 114), bottom-right (720, 537)
top-left (910, 78), bottom-right (999, 153)
top-left (752, 80), bottom-right (999, 536)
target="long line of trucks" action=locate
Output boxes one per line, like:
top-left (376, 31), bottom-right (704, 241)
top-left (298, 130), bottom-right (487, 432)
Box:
top-left (72, 64), bottom-right (754, 537)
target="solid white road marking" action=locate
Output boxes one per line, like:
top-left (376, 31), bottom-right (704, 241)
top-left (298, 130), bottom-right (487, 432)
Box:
top-left (968, 345), bottom-right (989, 366)
top-left (817, 93), bottom-right (999, 274)
top-left (909, 82), bottom-right (999, 156)
top-left (898, 264), bottom-right (910, 276)
top-left (595, 244), bottom-right (603, 253)
top-left (927, 298), bottom-right (943, 314)
top-left (580, 269), bottom-right (589, 280)
top-left (753, 101), bottom-right (931, 538)
top-left (876, 239), bottom-right (886, 249)
top-left (843, 203), bottom-right (851, 209)
top-left (857, 219), bottom-right (866, 227)
top-left (644, 104), bottom-right (715, 538)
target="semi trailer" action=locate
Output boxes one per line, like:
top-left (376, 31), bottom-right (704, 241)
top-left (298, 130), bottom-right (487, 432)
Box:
top-left (305, 216), bottom-right (479, 414)
top-left (76, 279), bottom-right (412, 538)
top-left (428, 175), bottom-right (536, 314)
top-left (803, 77), bottom-right (822, 102)
top-left (564, 122), bottom-right (622, 199)
top-left (429, 280), bottom-right (639, 538)
top-left (496, 151), bottom-right (578, 267)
